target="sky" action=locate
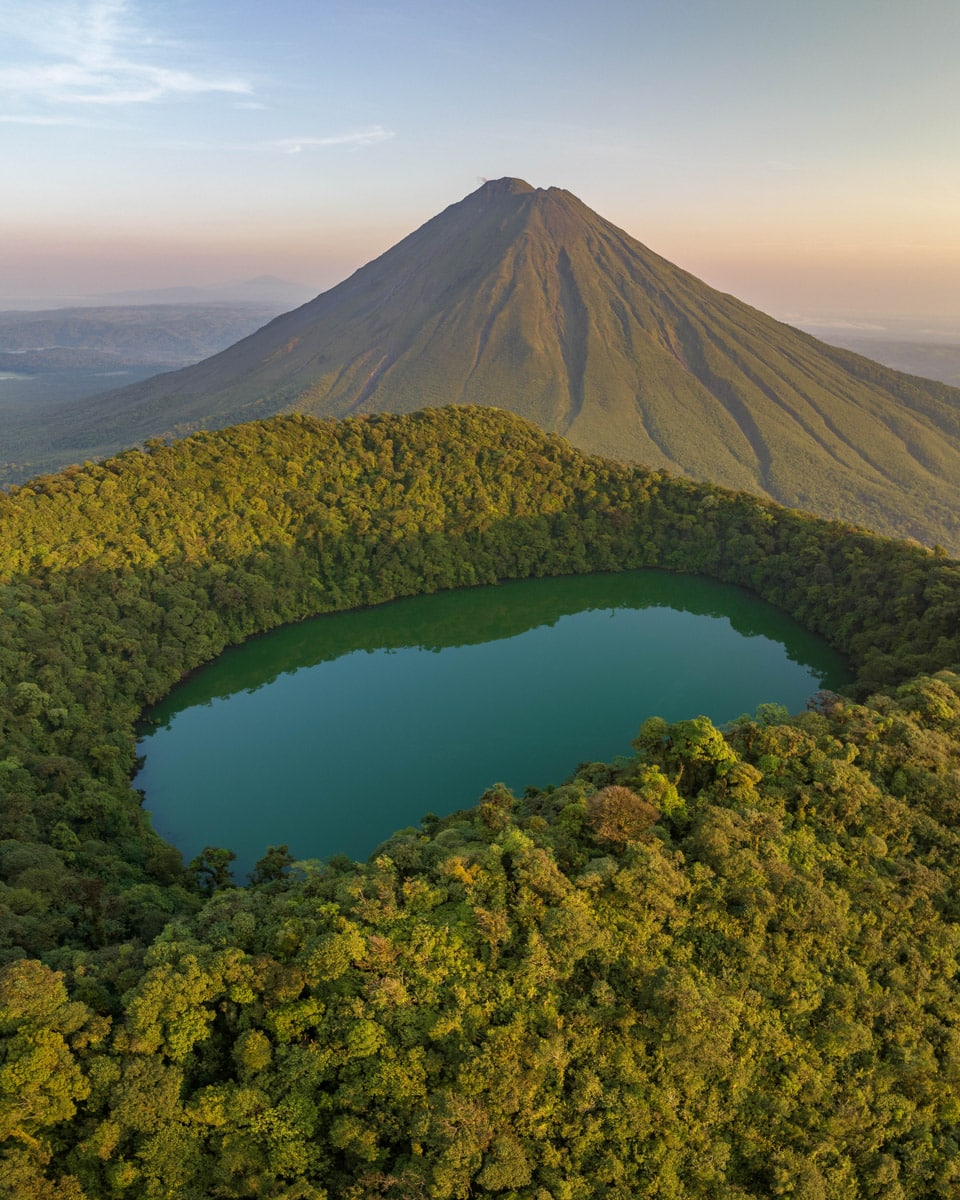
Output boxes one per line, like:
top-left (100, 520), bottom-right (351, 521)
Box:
top-left (1, 0), bottom-right (959, 321)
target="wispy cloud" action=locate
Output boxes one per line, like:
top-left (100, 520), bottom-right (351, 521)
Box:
top-left (0, 112), bottom-right (96, 126)
top-left (143, 125), bottom-right (397, 157)
top-left (271, 126), bottom-right (395, 154)
top-left (0, 1), bottom-right (252, 110)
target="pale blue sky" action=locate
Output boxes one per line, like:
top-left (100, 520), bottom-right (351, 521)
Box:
top-left (2, 0), bottom-right (958, 318)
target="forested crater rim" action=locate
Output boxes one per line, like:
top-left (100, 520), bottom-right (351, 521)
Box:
top-left (3, 406), bottom-right (960, 1196)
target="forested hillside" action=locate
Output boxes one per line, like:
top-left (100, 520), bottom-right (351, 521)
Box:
top-left (2, 407), bottom-right (960, 1197)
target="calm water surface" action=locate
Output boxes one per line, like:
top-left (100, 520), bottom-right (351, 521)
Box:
top-left (136, 570), bottom-right (851, 877)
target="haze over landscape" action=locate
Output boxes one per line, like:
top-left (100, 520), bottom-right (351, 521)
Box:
top-left (2, 0), bottom-right (959, 322)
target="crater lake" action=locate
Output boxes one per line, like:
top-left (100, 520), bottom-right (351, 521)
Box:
top-left (136, 570), bottom-right (852, 878)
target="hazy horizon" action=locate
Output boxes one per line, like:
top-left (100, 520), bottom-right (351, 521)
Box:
top-left (2, 1), bottom-right (959, 322)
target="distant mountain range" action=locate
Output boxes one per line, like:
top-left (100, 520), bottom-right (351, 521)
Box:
top-left (6, 179), bottom-right (960, 552)
top-left (0, 301), bottom-right (300, 369)
top-left (87, 275), bottom-right (317, 308)
top-left (0, 275), bottom-right (316, 312)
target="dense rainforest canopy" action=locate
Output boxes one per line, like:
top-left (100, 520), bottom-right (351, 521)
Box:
top-left (1, 406), bottom-right (960, 1198)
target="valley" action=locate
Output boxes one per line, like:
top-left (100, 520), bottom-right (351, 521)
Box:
top-left (0, 300), bottom-right (305, 484)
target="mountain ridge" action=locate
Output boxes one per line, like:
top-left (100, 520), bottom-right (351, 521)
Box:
top-left (8, 178), bottom-right (960, 551)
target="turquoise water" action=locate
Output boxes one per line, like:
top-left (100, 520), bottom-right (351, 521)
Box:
top-left (136, 570), bottom-right (851, 878)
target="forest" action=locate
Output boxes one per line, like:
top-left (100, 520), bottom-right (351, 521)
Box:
top-left (2, 405), bottom-right (960, 1198)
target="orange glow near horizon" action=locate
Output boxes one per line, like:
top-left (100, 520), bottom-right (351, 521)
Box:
top-left (3, 204), bottom-right (958, 319)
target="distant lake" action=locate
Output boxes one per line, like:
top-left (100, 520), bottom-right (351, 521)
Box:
top-left (136, 570), bottom-right (851, 878)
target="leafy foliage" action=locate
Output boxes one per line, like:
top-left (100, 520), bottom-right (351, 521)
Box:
top-left (1, 406), bottom-right (960, 1196)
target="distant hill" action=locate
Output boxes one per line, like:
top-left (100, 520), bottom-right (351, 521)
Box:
top-left (0, 301), bottom-right (298, 367)
top-left (86, 275), bottom-right (316, 308)
top-left (6, 179), bottom-right (960, 552)
top-left (0, 303), bottom-right (299, 479)
top-left (0, 275), bottom-right (315, 311)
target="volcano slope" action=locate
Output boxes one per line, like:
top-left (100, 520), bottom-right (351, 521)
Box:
top-left (10, 177), bottom-right (960, 552)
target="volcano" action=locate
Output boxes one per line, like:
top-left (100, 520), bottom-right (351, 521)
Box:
top-left (20, 178), bottom-right (960, 551)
